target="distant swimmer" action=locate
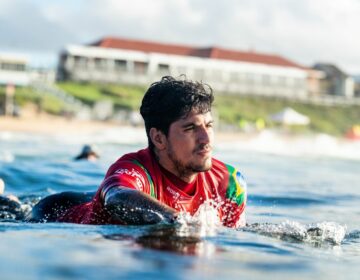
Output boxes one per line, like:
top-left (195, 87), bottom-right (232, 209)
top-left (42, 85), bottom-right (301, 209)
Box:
top-left (28, 76), bottom-right (247, 228)
top-left (74, 144), bottom-right (100, 161)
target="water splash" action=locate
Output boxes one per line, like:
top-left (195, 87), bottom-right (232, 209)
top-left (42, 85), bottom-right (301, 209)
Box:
top-left (135, 201), bottom-right (223, 256)
top-left (176, 200), bottom-right (222, 237)
top-left (244, 220), bottom-right (346, 245)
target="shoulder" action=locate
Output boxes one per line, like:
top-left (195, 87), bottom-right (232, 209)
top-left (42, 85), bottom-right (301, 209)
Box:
top-left (209, 158), bottom-right (244, 178)
top-left (212, 158), bottom-right (247, 206)
top-left (106, 148), bottom-right (151, 176)
top-left (211, 158), bottom-right (245, 178)
top-left (100, 148), bottom-right (156, 198)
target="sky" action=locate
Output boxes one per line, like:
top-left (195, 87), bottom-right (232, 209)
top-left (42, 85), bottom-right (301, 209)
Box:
top-left (1, 0), bottom-right (360, 74)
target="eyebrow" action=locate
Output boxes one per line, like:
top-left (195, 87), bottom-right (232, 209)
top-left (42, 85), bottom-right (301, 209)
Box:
top-left (181, 119), bottom-right (214, 128)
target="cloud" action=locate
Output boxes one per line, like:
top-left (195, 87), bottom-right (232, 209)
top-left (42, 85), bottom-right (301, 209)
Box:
top-left (0, 0), bottom-right (77, 52)
top-left (1, 0), bottom-right (360, 73)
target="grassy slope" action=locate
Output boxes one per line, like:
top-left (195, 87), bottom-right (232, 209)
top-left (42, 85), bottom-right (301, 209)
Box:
top-left (0, 86), bottom-right (66, 115)
top-left (57, 82), bottom-right (146, 110)
top-left (2, 82), bottom-right (359, 136)
top-left (215, 95), bottom-right (360, 135)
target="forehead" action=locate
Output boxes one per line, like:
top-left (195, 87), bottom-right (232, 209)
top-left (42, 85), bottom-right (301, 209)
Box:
top-left (176, 110), bottom-right (213, 124)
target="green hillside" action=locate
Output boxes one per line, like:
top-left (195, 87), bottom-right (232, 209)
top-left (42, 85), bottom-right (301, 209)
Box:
top-left (57, 82), bottom-right (360, 136)
top-left (2, 82), bottom-right (360, 136)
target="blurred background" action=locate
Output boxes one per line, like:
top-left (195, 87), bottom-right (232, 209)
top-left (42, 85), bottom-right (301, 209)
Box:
top-left (1, 3), bottom-right (360, 279)
top-left (1, 0), bottom-right (360, 139)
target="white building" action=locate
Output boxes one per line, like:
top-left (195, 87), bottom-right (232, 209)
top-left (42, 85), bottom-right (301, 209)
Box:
top-left (58, 37), bottom-right (311, 98)
top-left (313, 63), bottom-right (355, 98)
top-left (0, 53), bottom-right (30, 86)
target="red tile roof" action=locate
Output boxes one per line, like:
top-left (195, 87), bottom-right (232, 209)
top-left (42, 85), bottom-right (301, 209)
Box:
top-left (90, 37), bottom-right (304, 69)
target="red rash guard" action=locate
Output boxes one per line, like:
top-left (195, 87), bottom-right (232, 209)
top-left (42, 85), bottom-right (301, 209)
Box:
top-left (58, 148), bottom-right (247, 228)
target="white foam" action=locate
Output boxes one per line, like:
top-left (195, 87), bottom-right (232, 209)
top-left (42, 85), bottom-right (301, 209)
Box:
top-left (217, 130), bottom-right (360, 160)
top-left (308, 221), bottom-right (347, 245)
top-left (245, 220), bottom-right (347, 245)
top-left (176, 200), bottom-right (222, 237)
top-left (6, 127), bottom-right (360, 160)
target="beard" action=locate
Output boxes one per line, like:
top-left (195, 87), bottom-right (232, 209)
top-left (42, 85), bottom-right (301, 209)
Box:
top-left (167, 143), bottom-right (212, 179)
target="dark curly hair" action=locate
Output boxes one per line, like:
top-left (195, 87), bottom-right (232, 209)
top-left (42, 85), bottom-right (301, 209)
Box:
top-left (140, 76), bottom-right (214, 151)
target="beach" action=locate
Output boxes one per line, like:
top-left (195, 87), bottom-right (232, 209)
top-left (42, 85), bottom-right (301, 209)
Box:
top-left (0, 114), bottom-right (120, 135)
top-left (0, 113), bottom-right (249, 143)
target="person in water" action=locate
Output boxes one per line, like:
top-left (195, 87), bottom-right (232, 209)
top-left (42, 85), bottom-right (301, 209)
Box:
top-left (74, 144), bottom-right (100, 161)
top-left (28, 76), bottom-right (247, 228)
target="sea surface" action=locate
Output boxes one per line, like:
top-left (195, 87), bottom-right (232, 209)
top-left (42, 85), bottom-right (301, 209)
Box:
top-left (0, 128), bottom-right (359, 280)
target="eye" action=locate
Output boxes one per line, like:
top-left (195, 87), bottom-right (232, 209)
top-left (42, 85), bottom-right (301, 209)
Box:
top-left (206, 121), bottom-right (214, 128)
top-left (184, 125), bottom-right (195, 131)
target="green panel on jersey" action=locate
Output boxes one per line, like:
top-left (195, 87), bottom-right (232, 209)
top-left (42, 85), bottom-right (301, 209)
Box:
top-left (131, 160), bottom-right (156, 199)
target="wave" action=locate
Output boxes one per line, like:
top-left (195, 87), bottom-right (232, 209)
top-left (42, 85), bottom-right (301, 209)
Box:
top-left (0, 193), bottom-right (351, 248)
top-left (248, 195), bottom-right (327, 207)
top-left (243, 220), bottom-right (347, 245)
top-left (217, 130), bottom-right (360, 161)
top-left (4, 127), bottom-right (360, 161)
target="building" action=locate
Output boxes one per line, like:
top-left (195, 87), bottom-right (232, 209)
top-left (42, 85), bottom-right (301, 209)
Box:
top-left (312, 63), bottom-right (354, 98)
top-left (353, 76), bottom-right (360, 97)
top-left (57, 37), bottom-right (313, 98)
top-left (0, 53), bottom-right (30, 86)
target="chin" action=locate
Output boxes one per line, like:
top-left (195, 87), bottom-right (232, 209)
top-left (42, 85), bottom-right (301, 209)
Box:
top-left (204, 161), bottom-right (212, 171)
top-left (195, 159), bottom-right (212, 172)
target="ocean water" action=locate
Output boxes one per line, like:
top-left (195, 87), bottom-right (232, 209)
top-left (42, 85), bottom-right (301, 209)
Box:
top-left (0, 128), bottom-right (359, 280)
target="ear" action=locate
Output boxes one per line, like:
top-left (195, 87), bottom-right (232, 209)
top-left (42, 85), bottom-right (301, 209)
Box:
top-left (149, 128), bottom-right (167, 150)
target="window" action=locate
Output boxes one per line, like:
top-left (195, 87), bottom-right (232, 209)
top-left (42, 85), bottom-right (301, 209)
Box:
top-left (94, 58), bottom-right (107, 70)
top-left (74, 56), bottom-right (88, 68)
top-left (134, 61), bottom-right (148, 74)
top-left (277, 76), bottom-right (287, 86)
top-left (115, 59), bottom-right (127, 71)
top-left (157, 63), bottom-right (170, 76)
top-left (262, 74), bottom-right (271, 86)
top-left (245, 73), bottom-right (255, 85)
top-left (0, 62), bottom-right (26, 71)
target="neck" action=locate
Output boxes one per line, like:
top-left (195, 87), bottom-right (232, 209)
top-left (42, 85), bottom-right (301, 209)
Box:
top-left (154, 149), bottom-right (197, 183)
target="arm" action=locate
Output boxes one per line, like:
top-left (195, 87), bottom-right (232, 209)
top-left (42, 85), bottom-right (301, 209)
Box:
top-left (103, 186), bottom-right (177, 225)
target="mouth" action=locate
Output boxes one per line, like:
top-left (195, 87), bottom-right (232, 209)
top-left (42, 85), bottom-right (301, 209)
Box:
top-left (194, 145), bottom-right (212, 157)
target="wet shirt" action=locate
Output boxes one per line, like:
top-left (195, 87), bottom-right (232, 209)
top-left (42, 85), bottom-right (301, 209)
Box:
top-left (59, 148), bottom-right (247, 228)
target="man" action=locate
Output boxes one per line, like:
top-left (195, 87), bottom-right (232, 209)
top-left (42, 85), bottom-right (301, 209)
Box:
top-left (29, 76), bottom-right (247, 228)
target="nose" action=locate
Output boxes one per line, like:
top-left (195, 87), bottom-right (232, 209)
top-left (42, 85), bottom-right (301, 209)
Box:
top-left (198, 125), bottom-right (211, 144)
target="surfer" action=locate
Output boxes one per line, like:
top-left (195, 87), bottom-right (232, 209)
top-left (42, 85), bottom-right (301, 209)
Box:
top-left (28, 76), bottom-right (247, 228)
top-left (74, 144), bottom-right (100, 161)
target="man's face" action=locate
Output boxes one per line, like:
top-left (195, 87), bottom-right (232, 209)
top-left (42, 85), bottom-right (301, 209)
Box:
top-left (163, 110), bottom-right (214, 181)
